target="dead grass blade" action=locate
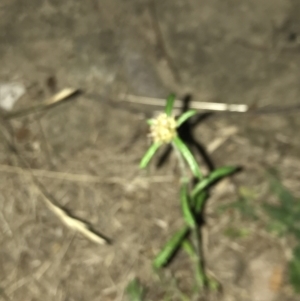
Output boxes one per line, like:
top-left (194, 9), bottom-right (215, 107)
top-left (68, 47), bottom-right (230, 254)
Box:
top-left (36, 181), bottom-right (108, 245)
top-left (3, 88), bottom-right (80, 120)
top-left (0, 164), bottom-right (104, 183)
top-left (0, 164), bottom-right (173, 185)
top-left (119, 94), bottom-right (249, 113)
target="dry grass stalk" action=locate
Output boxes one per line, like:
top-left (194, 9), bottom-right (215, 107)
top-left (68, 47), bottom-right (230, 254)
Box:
top-left (0, 164), bottom-right (104, 183)
top-left (36, 182), bottom-right (108, 245)
top-left (120, 94), bottom-right (249, 113)
top-left (0, 164), bottom-right (173, 184)
top-left (4, 88), bottom-right (80, 120)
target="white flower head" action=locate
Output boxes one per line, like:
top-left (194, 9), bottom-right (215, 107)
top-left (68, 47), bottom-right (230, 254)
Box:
top-left (149, 113), bottom-right (177, 144)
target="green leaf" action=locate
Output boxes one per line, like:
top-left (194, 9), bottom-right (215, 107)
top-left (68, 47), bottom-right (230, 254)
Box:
top-left (153, 227), bottom-right (188, 269)
top-left (173, 137), bottom-right (202, 179)
top-left (192, 166), bottom-right (237, 198)
top-left (224, 227), bottom-right (250, 239)
top-left (292, 229), bottom-right (300, 240)
top-left (264, 199), bottom-right (295, 226)
top-left (195, 263), bottom-right (206, 289)
top-left (126, 278), bottom-right (145, 301)
top-left (192, 191), bottom-right (208, 214)
top-left (180, 183), bottom-right (196, 229)
top-left (165, 94), bottom-right (176, 116)
top-left (289, 245), bottom-right (300, 293)
top-left (176, 110), bottom-right (197, 127)
top-left (182, 240), bottom-right (205, 289)
top-left (269, 174), bottom-right (296, 207)
top-left (139, 142), bottom-right (161, 169)
top-left (219, 197), bottom-right (258, 220)
top-left (207, 277), bottom-right (220, 292)
top-left (267, 221), bottom-right (289, 237)
top-left (264, 172), bottom-right (300, 240)
top-left (182, 240), bottom-right (195, 258)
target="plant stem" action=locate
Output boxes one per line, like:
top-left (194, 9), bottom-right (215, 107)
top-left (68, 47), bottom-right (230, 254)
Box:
top-left (192, 227), bottom-right (206, 289)
top-left (172, 143), bottom-right (189, 184)
top-left (172, 143), bottom-right (207, 289)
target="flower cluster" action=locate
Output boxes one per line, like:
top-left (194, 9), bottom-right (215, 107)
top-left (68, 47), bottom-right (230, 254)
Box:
top-left (149, 113), bottom-right (177, 144)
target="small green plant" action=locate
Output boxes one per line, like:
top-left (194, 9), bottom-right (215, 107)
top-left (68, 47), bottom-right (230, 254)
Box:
top-left (289, 246), bottom-right (300, 293)
top-left (139, 94), bottom-right (237, 294)
top-left (218, 170), bottom-right (300, 295)
top-left (223, 227), bottom-right (250, 239)
top-left (263, 171), bottom-right (300, 293)
top-left (218, 186), bottom-right (258, 220)
top-left (126, 278), bottom-right (145, 301)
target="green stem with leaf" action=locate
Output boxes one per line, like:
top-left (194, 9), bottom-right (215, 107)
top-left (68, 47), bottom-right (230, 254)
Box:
top-left (139, 93), bottom-right (238, 295)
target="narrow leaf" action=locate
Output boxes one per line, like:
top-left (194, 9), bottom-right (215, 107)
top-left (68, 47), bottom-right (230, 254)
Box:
top-left (207, 277), bottom-right (220, 292)
top-left (176, 110), bottom-right (197, 127)
top-left (182, 240), bottom-right (195, 258)
top-left (192, 166), bottom-right (237, 198)
top-left (153, 227), bottom-right (188, 269)
top-left (165, 94), bottom-right (176, 116)
top-left (180, 183), bottom-right (196, 228)
top-left (140, 142), bottom-right (161, 169)
top-left (195, 264), bottom-right (206, 289)
top-left (193, 191), bottom-right (208, 214)
top-left (182, 240), bottom-right (205, 289)
top-left (173, 137), bottom-right (202, 179)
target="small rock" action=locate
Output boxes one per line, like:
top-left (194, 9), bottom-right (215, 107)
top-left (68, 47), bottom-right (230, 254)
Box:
top-left (0, 82), bottom-right (25, 111)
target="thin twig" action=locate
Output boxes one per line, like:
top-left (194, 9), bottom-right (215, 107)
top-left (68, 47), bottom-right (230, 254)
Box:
top-left (0, 164), bottom-right (173, 184)
top-left (119, 94), bottom-right (249, 112)
top-left (0, 164), bottom-right (104, 183)
top-left (85, 92), bottom-right (300, 117)
top-left (3, 88), bottom-right (80, 120)
top-left (118, 93), bottom-right (300, 115)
